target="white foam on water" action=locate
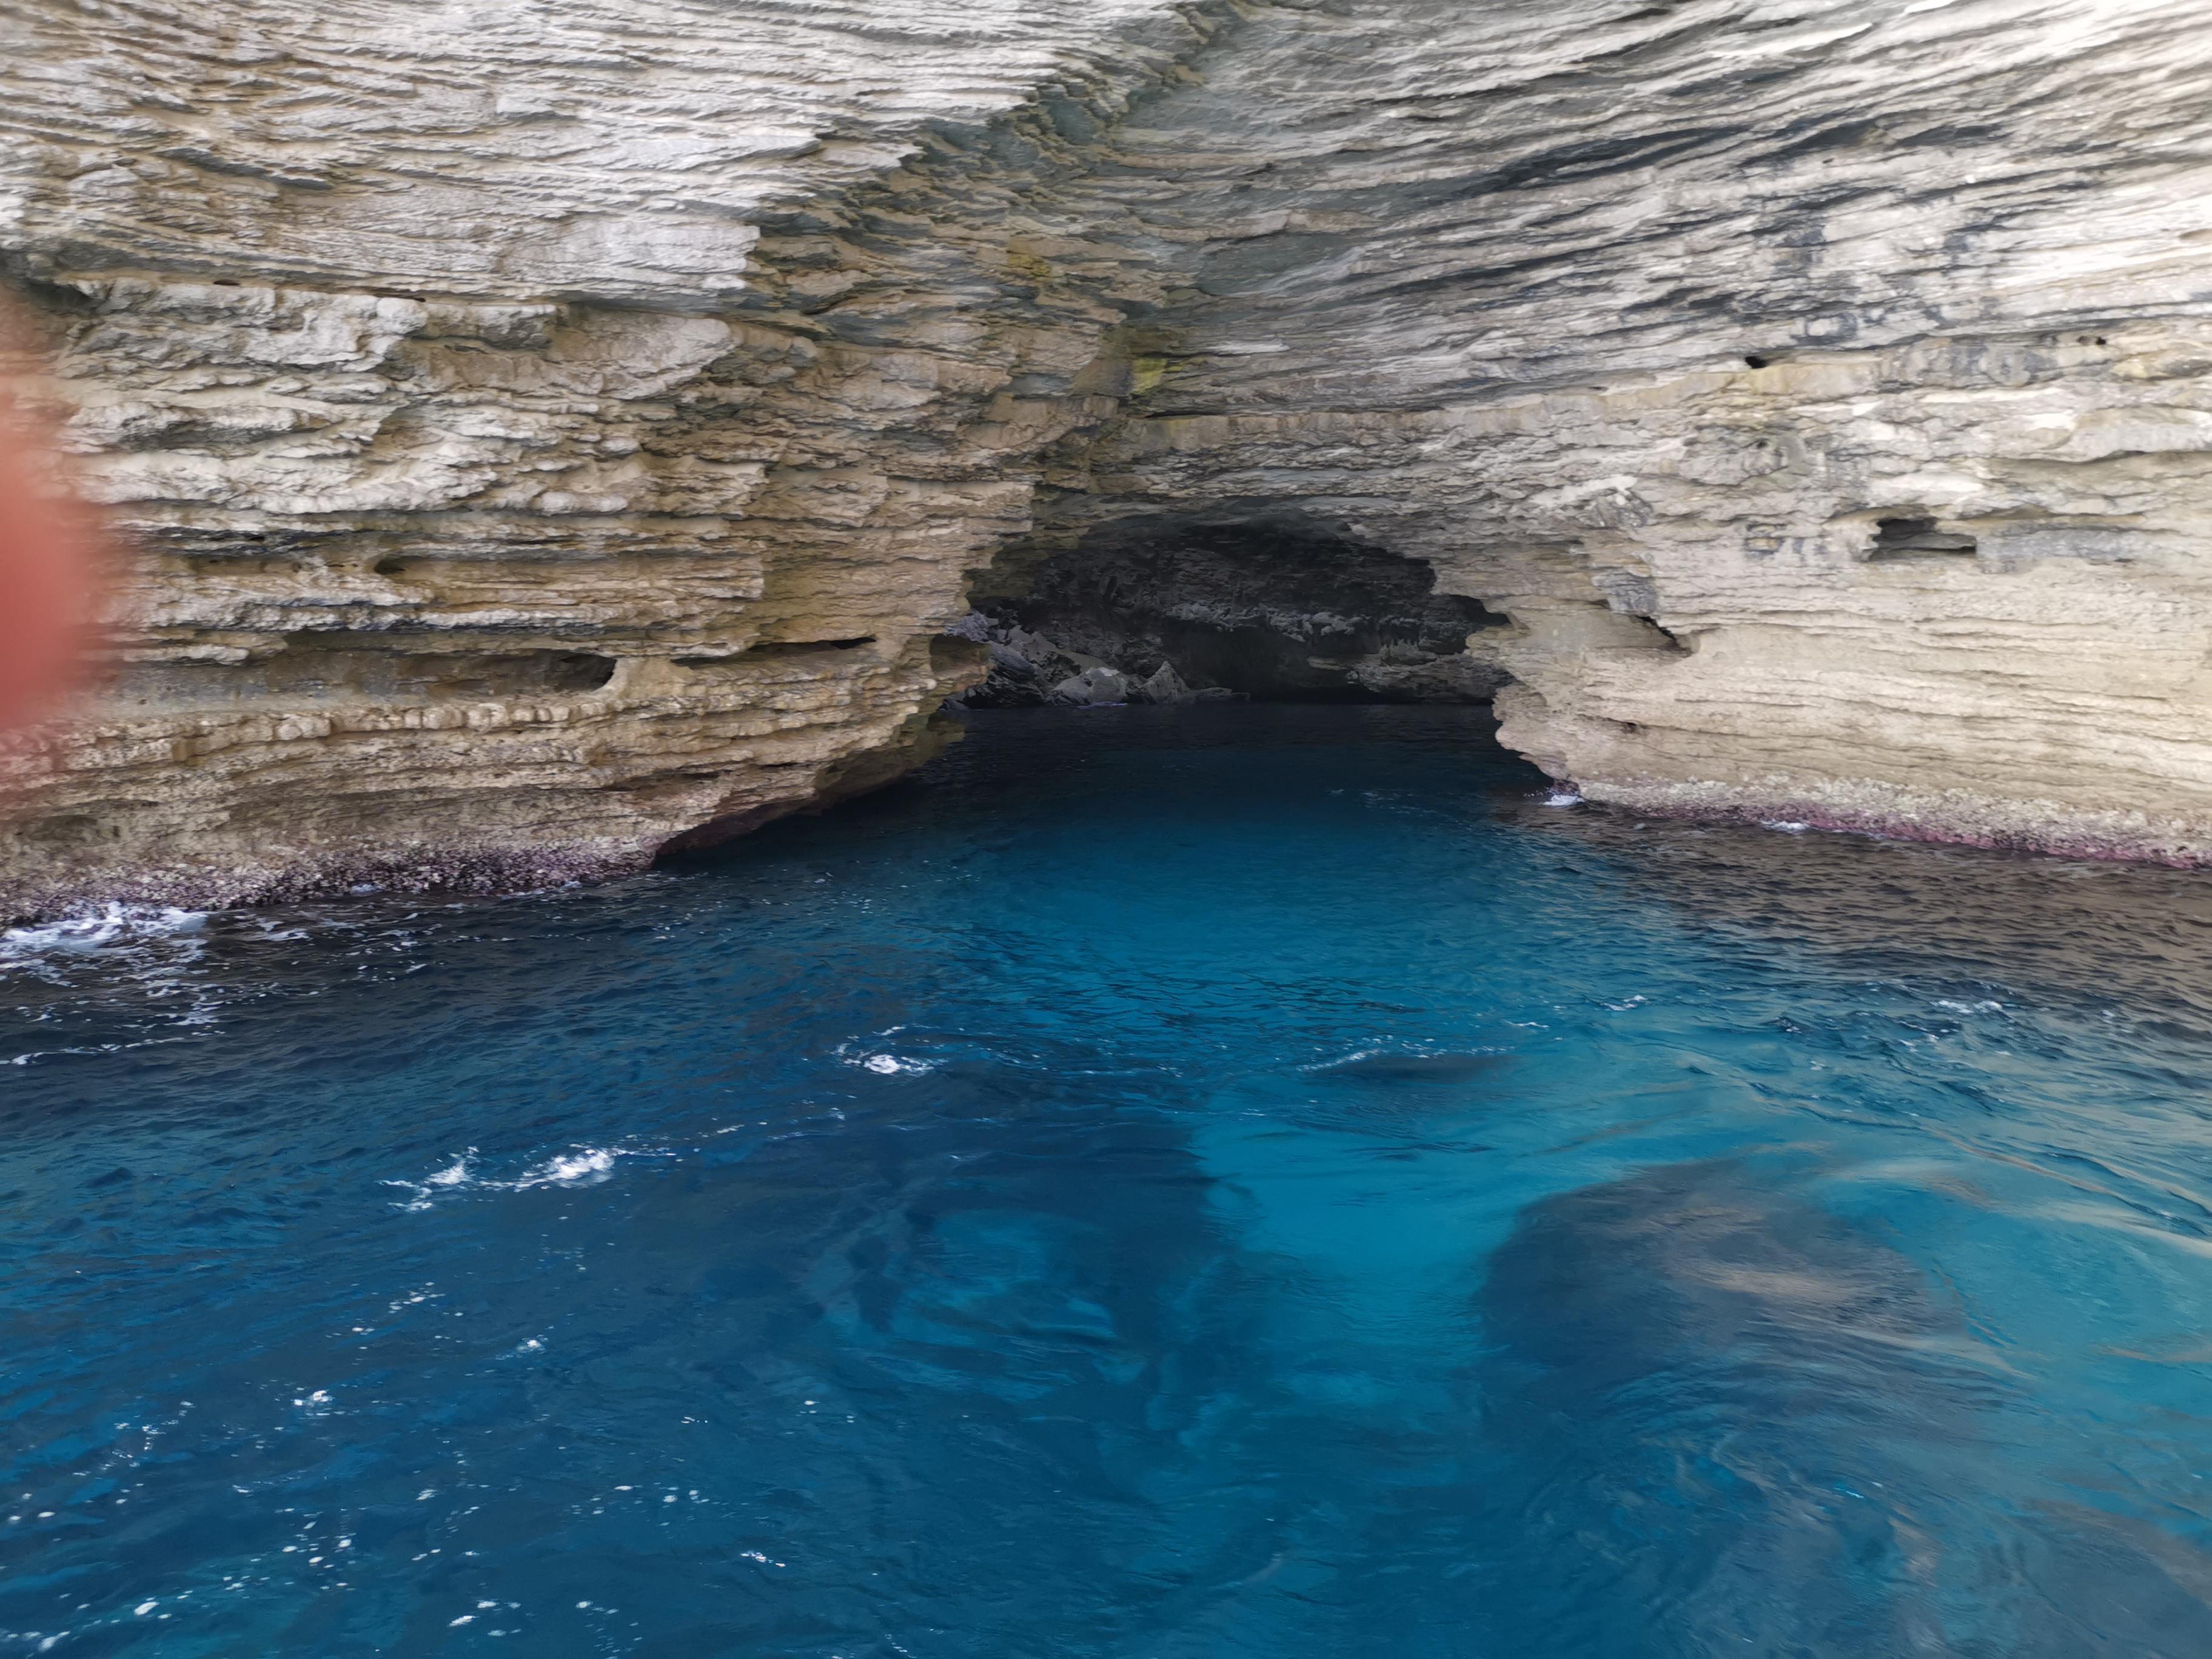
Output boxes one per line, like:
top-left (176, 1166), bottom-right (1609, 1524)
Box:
top-left (517, 1147), bottom-right (622, 1187)
top-left (859, 1053), bottom-right (934, 1075)
top-left (385, 1151), bottom-right (477, 1211)
top-left (837, 1026), bottom-right (939, 1075)
top-left (1307, 1046), bottom-right (1388, 1071)
top-left (1541, 789), bottom-right (1583, 808)
top-left (1, 905), bottom-right (208, 964)
top-left (1761, 819), bottom-right (1812, 833)
top-left (389, 1139), bottom-right (675, 1210)
top-left (1, 905), bottom-right (233, 1064)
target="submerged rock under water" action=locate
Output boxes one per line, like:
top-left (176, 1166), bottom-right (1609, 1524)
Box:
top-left (1478, 1159), bottom-right (2212, 1655)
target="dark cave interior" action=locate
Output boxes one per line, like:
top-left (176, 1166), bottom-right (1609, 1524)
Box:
top-left (957, 516), bottom-right (1510, 708)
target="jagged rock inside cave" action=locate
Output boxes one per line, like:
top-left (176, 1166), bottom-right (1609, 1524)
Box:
top-left (4, 0), bottom-right (2212, 913)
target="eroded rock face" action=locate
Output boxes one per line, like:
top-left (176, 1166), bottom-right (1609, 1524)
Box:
top-left (0, 0), bottom-right (1226, 911)
top-left (1037, 0), bottom-right (2212, 863)
top-left (4, 0), bottom-right (2211, 910)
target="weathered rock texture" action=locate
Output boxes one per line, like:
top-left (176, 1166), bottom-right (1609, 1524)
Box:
top-left (0, 0), bottom-right (1228, 911)
top-left (4, 0), bottom-right (2212, 910)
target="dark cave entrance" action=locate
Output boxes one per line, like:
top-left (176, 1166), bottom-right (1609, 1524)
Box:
top-left (953, 515), bottom-right (1510, 709)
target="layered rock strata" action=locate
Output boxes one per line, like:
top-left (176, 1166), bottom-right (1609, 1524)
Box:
top-left (5, 0), bottom-right (2212, 912)
top-left (0, 0), bottom-right (1228, 912)
top-left (1031, 0), bottom-right (2212, 862)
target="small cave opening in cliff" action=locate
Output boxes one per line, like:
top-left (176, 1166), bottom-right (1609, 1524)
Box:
top-left (952, 515), bottom-right (1510, 710)
top-left (671, 637), bottom-right (877, 669)
top-left (745, 635), bottom-right (878, 658)
top-left (1867, 515), bottom-right (1979, 560)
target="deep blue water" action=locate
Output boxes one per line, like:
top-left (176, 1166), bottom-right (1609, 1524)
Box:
top-left (7, 705), bottom-right (2212, 1657)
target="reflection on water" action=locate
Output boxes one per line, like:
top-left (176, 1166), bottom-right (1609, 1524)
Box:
top-left (5, 706), bottom-right (2212, 1656)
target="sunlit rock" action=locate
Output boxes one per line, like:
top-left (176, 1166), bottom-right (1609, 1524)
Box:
top-left (4, 0), bottom-right (2211, 910)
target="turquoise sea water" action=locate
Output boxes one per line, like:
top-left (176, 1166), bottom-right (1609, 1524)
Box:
top-left (6, 705), bottom-right (2212, 1656)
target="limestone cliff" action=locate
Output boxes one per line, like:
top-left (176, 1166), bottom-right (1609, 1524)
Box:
top-left (4, 0), bottom-right (2211, 913)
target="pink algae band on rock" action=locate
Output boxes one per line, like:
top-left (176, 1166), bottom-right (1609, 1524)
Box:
top-left (1570, 779), bottom-right (2212, 870)
top-left (0, 840), bottom-right (655, 927)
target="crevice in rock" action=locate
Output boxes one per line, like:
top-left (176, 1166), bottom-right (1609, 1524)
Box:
top-left (675, 638), bottom-right (877, 666)
top-left (110, 642), bottom-right (618, 706)
top-left (1867, 516), bottom-right (1979, 560)
top-left (551, 652), bottom-right (620, 691)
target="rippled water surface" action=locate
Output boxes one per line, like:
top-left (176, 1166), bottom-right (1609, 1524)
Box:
top-left (8, 706), bottom-right (2212, 1657)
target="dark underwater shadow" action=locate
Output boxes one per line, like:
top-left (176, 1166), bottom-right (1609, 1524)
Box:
top-left (1467, 1158), bottom-right (2212, 1657)
top-left (1309, 1050), bottom-right (1508, 1085)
